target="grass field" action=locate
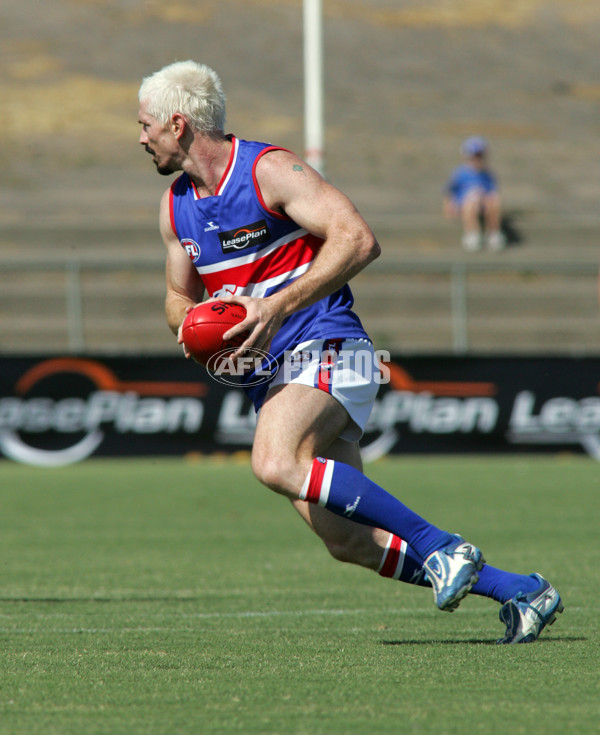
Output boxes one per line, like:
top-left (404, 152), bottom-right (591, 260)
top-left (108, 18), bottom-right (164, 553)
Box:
top-left (0, 455), bottom-right (598, 735)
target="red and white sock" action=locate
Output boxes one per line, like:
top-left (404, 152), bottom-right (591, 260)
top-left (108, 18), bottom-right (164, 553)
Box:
top-left (299, 457), bottom-right (453, 561)
top-left (299, 457), bottom-right (334, 506)
top-left (377, 533), bottom-right (407, 580)
top-left (301, 460), bottom-right (432, 587)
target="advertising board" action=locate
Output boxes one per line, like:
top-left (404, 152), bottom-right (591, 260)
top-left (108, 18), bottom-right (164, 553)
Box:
top-left (1, 355), bottom-right (598, 465)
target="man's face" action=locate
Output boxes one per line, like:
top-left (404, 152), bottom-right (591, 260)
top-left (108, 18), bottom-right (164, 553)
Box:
top-left (138, 101), bottom-right (180, 176)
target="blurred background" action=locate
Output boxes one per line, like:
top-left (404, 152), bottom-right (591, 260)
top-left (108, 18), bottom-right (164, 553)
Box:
top-left (1, 0), bottom-right (599, 356)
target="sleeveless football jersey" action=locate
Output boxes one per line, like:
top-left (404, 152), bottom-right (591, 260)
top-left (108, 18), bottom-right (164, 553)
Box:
top-left (169, 136), bottom-right (370, 409)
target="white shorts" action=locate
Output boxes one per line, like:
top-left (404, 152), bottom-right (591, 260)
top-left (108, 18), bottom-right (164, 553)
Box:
top-left (268, 338), bottom-right (381, 442)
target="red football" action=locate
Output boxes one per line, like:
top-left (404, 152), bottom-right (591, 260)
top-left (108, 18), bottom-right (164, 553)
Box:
top-left (181, 301), bottom-right (248, 368)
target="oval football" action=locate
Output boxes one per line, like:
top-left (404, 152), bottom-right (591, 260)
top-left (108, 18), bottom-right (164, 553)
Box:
top-left (181, 301), bottom-right (248, 367)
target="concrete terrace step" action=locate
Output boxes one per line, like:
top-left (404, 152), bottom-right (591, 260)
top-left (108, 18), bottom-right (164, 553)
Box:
top-left (1, 221), bottom-right (598, 356)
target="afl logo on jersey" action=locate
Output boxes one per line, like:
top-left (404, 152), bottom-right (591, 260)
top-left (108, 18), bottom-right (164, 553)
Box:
top-left (181, 239), bottom-right (201, 263)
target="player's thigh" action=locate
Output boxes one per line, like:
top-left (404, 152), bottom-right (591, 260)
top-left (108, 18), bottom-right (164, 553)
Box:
top-left (251, 382), bottom-right (352, 495)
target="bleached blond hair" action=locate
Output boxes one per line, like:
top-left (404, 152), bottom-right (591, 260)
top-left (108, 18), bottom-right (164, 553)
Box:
top-left (139, 60), bottom-right (226, 133)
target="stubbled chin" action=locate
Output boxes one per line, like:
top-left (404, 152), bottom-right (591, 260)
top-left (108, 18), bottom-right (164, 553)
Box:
top-left (148, 152), bottom-right (176, 176)
top-left (156, 163), bottom-right (176, 176)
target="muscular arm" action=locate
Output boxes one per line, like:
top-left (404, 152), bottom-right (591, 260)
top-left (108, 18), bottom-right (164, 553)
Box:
top-left (260, 150), bottom-right (380, 316)
top-left (223, 150), bottom-right (380, 352)
top-left (159, 188), bottom-right (205, 336)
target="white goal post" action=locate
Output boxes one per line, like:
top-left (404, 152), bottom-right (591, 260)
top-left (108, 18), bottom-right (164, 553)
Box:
top-left (303, 0), bottom-right (325, 176)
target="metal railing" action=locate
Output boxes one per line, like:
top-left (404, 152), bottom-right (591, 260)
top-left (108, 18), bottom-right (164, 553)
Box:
top-left (364, 258), bottom-right (599, 353)
top-left (0, 257), bottom-right (164, 353)
top-left (0, 256), bottom-right (598, 354)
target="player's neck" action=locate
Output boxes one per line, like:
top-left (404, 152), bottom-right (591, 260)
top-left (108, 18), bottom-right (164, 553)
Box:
top-left (186, 134), bottom-right (232, 197)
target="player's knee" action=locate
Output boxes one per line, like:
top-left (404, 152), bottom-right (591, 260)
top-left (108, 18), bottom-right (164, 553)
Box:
top-left (251, 449), bottom-right (299, 497)
top-left (252, 453), bottom-right (282, 491)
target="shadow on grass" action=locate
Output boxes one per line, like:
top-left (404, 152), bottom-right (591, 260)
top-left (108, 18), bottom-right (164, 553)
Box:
top-left (382, 636), bottom-right (586, 646)
top-left (0, 596), bottom-right (200, 604)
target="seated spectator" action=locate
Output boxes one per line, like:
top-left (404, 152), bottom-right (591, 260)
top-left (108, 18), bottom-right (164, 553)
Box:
top-left (443, 136), bottom-right (506, 252)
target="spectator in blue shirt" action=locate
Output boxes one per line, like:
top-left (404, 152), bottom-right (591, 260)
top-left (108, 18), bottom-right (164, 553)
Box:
top-left (443, 137), bottom-right (506, 251)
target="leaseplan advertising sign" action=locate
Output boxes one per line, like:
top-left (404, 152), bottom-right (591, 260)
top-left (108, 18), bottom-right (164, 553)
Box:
top-left (360, 357), bottom-right (600, 461)
top-left (1, 356), bottom-right (599, 466)
top-left (0, 357), bottom-right (213, 466)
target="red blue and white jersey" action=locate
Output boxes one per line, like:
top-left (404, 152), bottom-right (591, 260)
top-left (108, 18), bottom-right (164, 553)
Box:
top-left (169, 136), bottom-right (369, 408)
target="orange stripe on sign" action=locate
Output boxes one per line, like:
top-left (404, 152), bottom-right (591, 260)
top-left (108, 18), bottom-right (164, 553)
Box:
top-left (16, 358), bottom-right (207, 398)
top-left (384, 363), bottom-right (497, 397)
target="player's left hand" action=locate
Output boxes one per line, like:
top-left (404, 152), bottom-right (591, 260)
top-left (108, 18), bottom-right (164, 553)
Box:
top-left (217, 294), bottom-right (283, 358)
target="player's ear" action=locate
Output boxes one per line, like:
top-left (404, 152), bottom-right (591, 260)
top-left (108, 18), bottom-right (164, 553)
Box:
top-left (170, 113), bottom-right (187, 139)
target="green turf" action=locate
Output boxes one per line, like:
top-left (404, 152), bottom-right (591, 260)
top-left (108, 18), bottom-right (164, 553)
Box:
top-left (0, 455), bottom-right (598, 734)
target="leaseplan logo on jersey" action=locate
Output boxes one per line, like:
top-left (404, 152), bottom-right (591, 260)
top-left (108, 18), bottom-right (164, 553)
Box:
top-left (219, 220), bottom-right (270, 253)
